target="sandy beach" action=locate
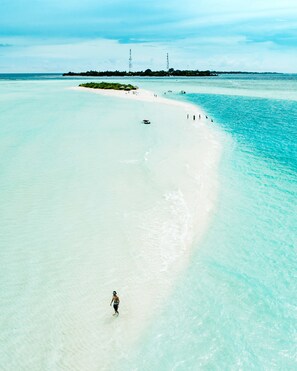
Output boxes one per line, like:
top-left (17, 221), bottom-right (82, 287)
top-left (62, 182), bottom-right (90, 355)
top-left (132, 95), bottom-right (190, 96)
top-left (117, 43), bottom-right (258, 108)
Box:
top-left (71, 86), bottom-right (207, 120)
top-left (68, 85), bottom-right (223, 369)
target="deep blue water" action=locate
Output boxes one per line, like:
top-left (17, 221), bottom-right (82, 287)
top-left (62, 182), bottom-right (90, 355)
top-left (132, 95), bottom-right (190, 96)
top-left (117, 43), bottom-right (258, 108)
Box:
top-left (187, 94), bottom-right (297, 173)
top-left (0, 73), bottom-right (64, 80)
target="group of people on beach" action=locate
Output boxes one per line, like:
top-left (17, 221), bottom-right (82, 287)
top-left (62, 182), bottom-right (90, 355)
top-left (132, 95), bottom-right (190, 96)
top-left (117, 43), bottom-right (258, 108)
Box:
top-left (187, 113), bottom-right (213, 122)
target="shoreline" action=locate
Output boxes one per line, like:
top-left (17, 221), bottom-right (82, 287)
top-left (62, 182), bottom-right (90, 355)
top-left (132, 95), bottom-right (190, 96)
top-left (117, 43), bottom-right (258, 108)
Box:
top-left (71, 86), bottom-right (208, 119)
top-left (70, 85), bottom-right (224, 369)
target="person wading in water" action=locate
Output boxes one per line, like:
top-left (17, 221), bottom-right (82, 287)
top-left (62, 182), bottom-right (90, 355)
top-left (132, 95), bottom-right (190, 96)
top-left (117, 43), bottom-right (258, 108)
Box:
top-left (110, 291), bottom-right (120, 316)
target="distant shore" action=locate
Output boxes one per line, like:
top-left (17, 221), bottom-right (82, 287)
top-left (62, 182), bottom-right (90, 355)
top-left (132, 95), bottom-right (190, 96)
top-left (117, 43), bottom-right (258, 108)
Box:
top-left (63, 70), bottom-right (281, 78)
top-left (64, 69), bottom-right (217, 77)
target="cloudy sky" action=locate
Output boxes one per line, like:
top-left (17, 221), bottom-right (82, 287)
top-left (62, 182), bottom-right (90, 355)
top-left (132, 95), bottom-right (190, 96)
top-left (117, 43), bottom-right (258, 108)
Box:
top-left (0, 0), bottom-right (296, 72)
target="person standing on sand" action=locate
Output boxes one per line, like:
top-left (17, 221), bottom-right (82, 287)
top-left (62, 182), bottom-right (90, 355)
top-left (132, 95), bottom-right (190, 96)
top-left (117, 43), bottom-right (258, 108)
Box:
top-left (110, 291), bottom-right (120, 316)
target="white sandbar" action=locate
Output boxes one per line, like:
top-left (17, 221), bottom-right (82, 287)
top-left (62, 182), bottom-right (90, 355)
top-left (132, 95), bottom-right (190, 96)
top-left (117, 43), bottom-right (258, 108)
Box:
top-left (71, 86), bottom-right (206, 118)
top-left (69, 85), bottom-right (223, 370)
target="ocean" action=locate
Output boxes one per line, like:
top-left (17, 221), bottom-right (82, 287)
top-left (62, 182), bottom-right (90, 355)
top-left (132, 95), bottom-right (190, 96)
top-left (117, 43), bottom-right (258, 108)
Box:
top-left (0, 73), bottom-right (296, 370)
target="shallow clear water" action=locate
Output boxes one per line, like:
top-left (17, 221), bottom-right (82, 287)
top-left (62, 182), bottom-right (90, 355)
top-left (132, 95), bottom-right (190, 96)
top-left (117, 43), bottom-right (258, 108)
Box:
top-left (0, 74), bottom-right (296, 370)
top-left (0, 77), bottom-right (221, 370)
top-left (125, 76), bottom-right (297, 370)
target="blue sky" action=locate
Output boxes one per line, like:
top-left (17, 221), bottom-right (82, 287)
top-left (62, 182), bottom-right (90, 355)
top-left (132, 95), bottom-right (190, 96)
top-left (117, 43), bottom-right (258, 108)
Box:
top-left (0, 0), bottom-right (296, 72)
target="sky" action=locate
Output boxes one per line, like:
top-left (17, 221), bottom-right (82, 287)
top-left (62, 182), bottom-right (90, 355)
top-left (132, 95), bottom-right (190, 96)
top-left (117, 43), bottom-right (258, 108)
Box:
top-left (0, 0), bottom-right (297, 72)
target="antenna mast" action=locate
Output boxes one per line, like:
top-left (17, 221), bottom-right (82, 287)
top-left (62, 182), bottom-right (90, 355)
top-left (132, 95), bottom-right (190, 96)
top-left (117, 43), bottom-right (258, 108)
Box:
top-left (129, 49), bottom-right (132, 72)
top-left (166, 53), bottom-right (169, 71)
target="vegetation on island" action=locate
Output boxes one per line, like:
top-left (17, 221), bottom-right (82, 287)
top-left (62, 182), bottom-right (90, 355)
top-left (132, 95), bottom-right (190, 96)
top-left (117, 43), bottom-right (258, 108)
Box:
top-left (78, 82), bottom-right (138, 91)
top-left (214, 71), bottom-right (279, 74)
top-left (65, 68), bottom-right (217, 77)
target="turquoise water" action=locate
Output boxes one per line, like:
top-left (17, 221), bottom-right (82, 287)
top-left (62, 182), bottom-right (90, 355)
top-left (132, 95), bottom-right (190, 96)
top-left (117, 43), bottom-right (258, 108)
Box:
top-left (189, 94), bottom-right (297, 171)
top-left (0, 74), bottom-right (296, 370)
top-left (126, 78), bottom-right (297, 370)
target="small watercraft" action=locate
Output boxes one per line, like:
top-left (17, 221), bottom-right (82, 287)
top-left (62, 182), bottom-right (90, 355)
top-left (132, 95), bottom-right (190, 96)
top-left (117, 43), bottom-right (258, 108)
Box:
top-left (142, 119), bottom-right (151, 124)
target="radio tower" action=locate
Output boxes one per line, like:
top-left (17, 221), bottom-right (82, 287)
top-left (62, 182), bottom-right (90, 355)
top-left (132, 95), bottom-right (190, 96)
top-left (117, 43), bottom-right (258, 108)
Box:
top-left (166, 53), bottom-right (169, 71)
top-left (129, 49), bottom-right (132, 73)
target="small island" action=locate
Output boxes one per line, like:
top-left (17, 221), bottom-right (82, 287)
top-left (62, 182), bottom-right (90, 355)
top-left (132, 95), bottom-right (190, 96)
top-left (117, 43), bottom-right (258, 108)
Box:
top-left (78, 82), bottom-right (138, 91)
top-left (65, 68), bottom-right (217, 77)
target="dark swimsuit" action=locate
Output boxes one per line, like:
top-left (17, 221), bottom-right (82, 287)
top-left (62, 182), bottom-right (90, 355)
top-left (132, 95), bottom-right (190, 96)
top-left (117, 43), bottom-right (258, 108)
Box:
top-left (113, 298), bottom-right (119, 312)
